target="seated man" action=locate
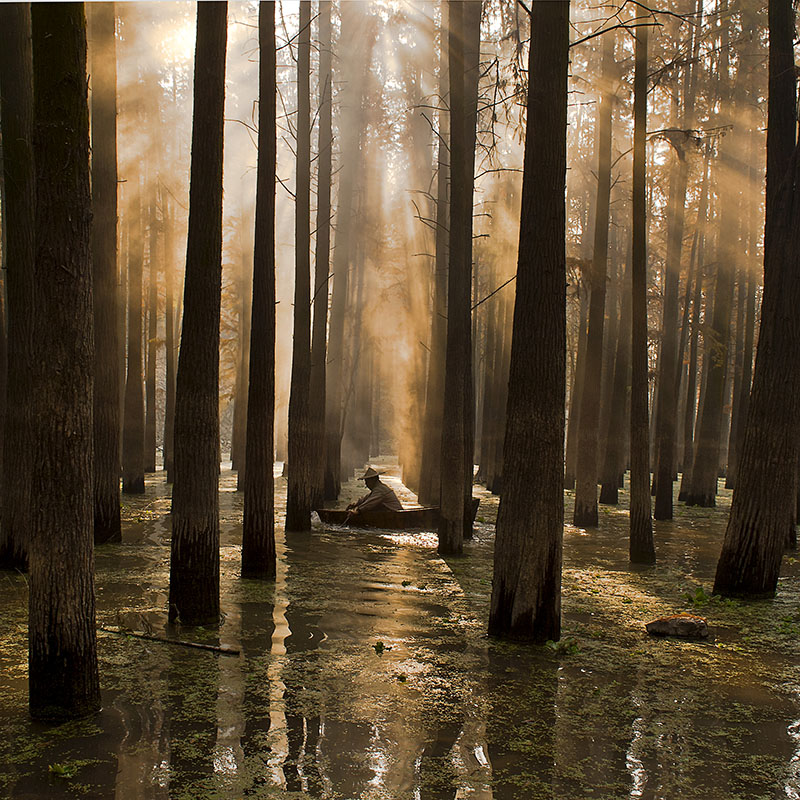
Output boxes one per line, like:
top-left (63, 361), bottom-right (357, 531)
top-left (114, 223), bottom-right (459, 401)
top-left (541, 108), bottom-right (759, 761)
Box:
top-left (347, 467), bottom-right (403, 514)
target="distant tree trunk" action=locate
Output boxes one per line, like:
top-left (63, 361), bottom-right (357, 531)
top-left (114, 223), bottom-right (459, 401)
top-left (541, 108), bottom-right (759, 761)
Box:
top-left (169, 1), bottom-right (227, 625)
top-left (28, 1), bottom-right (100, 720)
top-left (629, 22), bottom-right (655, 564)
top-left (417, 0), bottom-right (449, 507)
top-left (323, 4), bottom-right (373, 501)
top-left (286, 0), bottom-right (313, 532)
top-left (564, 279), bottom-right (588, 489)
top-left (309, 0), bottom-right (332, 509)
top-left (122, 181), bottom-right (146, 494)
top-left (233, 209), bottom-right (253, 485)
top-left (164, 198), bottom-right (177, 482)
top-left (599, 256), bottom-right (631, 505)
top-left (574, 31), bottom-right (613, 527)
top-left (89, 2), bottom-right (121, 543)
top-left (489, 0), bottom-right (569, 641)
top-left (653, 133), bottom-right (690, 519)
top-left (714, 0), bottom-right (798, 597)
top-left (0, 2), bottom-right (35, 569)
top-left (438, 0), bottom-right (471, 554)
top-left (242, 0), bottom-right (276, 580)
top-left (145, 200), bottom-right (159, 473)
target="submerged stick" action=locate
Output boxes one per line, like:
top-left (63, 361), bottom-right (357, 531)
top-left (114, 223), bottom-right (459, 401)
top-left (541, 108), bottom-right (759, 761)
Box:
top-left (98, 626), bottom-right (240, 656)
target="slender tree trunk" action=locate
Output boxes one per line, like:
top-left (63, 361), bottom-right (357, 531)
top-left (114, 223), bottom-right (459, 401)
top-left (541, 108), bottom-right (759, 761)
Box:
top-left (438, 0), bottom-right (471, 554)
top-left (242, 0), bottom-right (276, 579)
top-left (629, 22), bottom-right (655, 564)
top-left (169, 1), bottom-right (227, 625)
top-left (89, 2), bottom-right (121, 543)
top-left (286, 0), bottom-right (313, 532)
top-left (0, 3), bottom-right (35, 569)
top-left (564, 279), bottom-right (588, 489)
top-left (233, 209), bottom-right (253, 485)
top-left (714, 0), bottom-right (798, 597)
top-left (653, 133), bottom-right (690, 519)
top-left (28, 1), bottom-right (100, 720)
top-left (164, 198), bottom-right (177, 482)
top-left (122, 181), bottom-right (146, 495)
top-left (489, 0), bottom-right (569, 641)
top-left (323, 4), bottom-right (373, 500)
top-left (145, 199), bottom-right (159, 472)
top-left (309, 0), bottom-right (332, 510)
top-left (574, 32), bottom-right (614, 527)
top-left (417, 0), bottom-right (449, 507)
top-left (599, 256), bottom-right (632, 505)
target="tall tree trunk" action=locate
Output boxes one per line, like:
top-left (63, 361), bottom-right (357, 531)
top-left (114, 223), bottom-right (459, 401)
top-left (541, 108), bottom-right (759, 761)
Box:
top-left (286, 0), bottom-right (313, 532)
top-left (653, 132), bottom-right (691, 518)
top-left (599, 256), bottom-right (632, 505)
top-left (489, 0), bottom-right (569, 641)
top-left (164, 198), bottom-right (177, 482)
top-left (28, 1), bottom-right (100, 720)
top-left (323, 4), bottom-right (373, 500)
top-left (714, 0), bottom-right (798, 597)
top-left (438, 0), bottom-right (471, 554)
top-left (574, 31), bottom-right (614, 527)
top-left (629, 22), bottom-right (655, 564)
top-left (90, 2), bottom-right (121, 543)
top-left (145, 199), bottom-right (159, 473)
top-left (169, 1), bottom-right (227, 625)
top-left (242, 0), bottom-right (277, 580)
top-left (0, 2), bottom-right (35, 569)
top-left (417, 0), bottom-right (449, 507)
top-left (121, 180), bottom-right (146, 494)
top-left (564, 278), bottom-right (588, 489)
top-left (309, 0), bottom-right (332, 510)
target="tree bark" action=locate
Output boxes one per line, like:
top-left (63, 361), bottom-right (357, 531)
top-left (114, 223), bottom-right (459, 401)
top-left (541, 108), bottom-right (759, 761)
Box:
top-left (309, 0), bottom-right (332, 510)
top-left (286, 0), bottom-right (313, 532)
top-left (169, 1), bottom-right (227, 625)
top-left (417, 0), bottom-right (449, 507)
top-left (564, 278), bottom-right (588, 490)
top-left (28, 1), bottom-right (101, 720)
top-left (242, 0), bottom-right (277, 580)
top-left (0, 2), bottom-right (35, 570)
top-left (714, 0), bottom-right (798, 597)
top-left (145, 199), bottom-right (159, 473)
top-left (574, 31), bottom-right (614, 527)
top-left (489, 0), bottom-right (569, 641)
top-left (629, 22), bottom-right (655, 564)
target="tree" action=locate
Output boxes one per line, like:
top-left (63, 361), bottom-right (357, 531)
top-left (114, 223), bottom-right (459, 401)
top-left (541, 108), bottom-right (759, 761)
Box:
top-left (437, 0), bottom-right (479, 554)
top-left (713, 0), bottom-right (798, 597)
top-left (242, 0), bottom-right (277, 580)
top-left (309, 0), bottom-right (332, 509)
top-left (629, 20), bottom-right (655, 564)
top-left (169, 1), bottom-right (228, 625)
top-left (573, 31), bottom-right (614, 527)
top-left (121, 178), bottom-right (146, 495)
top-left (89, 2), bottom-right (121, 543)
top-left (0, 2), bottom-right (35, 570)
top-left (286, 0), bottom-right (313, 532)
top-left (28, 1), bottom-right (100, 720)
top-left (488, 0), bottom-right (570, 641)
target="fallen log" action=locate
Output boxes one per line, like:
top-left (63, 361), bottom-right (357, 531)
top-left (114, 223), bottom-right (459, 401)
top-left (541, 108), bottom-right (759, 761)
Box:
top-left (99, 626), bottom-right (240, 656)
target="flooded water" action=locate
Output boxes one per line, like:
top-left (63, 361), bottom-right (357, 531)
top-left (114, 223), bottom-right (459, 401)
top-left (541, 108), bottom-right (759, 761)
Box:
top-left (1, 463), bottom-right (799, 799)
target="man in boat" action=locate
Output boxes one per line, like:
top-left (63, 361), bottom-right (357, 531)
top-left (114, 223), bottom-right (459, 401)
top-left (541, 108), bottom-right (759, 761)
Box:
top-left (346, 467), bottom-right (403, 515)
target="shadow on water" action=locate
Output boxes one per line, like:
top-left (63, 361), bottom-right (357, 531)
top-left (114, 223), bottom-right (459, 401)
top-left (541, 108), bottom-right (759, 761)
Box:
top-left (1, 467), bottom-right (800, 798)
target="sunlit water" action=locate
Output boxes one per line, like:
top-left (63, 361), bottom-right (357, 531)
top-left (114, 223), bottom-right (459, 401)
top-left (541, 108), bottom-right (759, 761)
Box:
top-left (1, 463), bottom-right (799, 799)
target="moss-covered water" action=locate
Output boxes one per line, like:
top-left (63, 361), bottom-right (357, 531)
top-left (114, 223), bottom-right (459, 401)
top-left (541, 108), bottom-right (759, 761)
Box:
top-left (1, 465), bottom-right (799, 799)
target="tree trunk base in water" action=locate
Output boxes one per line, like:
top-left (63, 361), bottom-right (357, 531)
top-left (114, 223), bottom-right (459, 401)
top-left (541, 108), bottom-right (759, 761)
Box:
top-left (599, 483), bottom-right (618, 505)
top-left (122, 477), bottom-right (145, 495)
top-left (573, 500), bottom-right (598, 527)
top-left (684, 493), bottom-right (716, 507)
top-left (94, 513), bottom-right (121, 545)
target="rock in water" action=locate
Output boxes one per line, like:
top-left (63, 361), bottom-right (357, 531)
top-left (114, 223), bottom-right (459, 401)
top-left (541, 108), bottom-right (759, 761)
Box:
top-left (645, 614), bottom-right (709, 639)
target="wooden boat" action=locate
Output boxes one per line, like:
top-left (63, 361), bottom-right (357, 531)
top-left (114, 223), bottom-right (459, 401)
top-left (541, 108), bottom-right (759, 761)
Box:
top-left (316, 498), bottom-right (480, 530)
